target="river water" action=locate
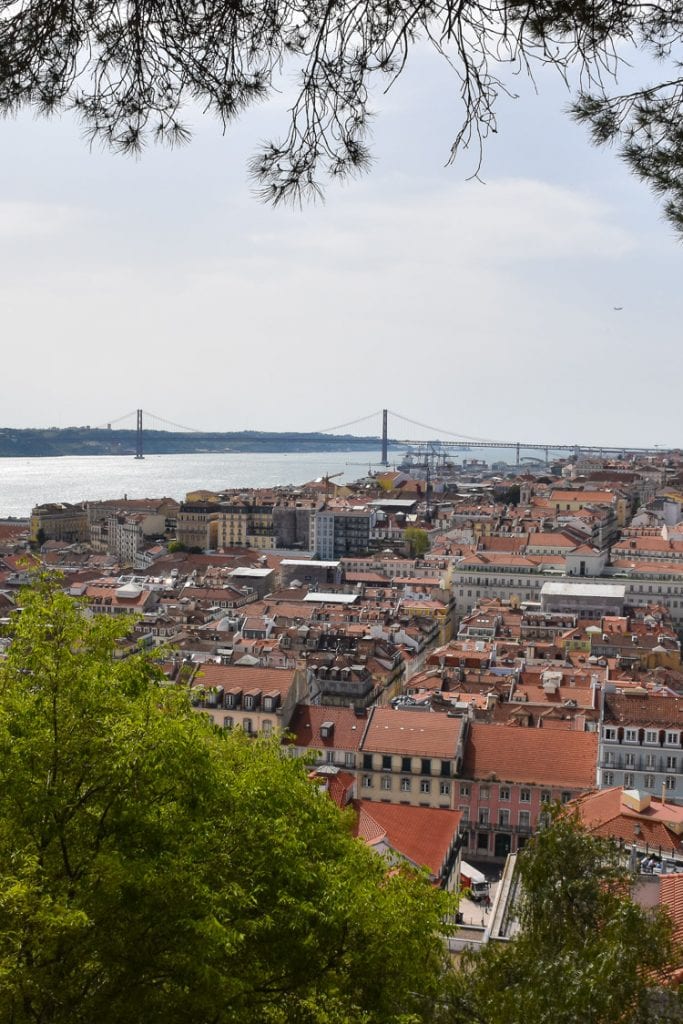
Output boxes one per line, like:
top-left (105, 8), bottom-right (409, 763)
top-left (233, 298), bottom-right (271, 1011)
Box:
top-left (0, 450), bottom-right (384, 519)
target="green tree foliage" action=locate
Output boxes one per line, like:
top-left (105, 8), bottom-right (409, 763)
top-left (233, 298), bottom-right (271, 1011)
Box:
top-left (404, 526), bottom-right (430, 557)
top-left (0, 3), bottom-right (682, 227)
top-left (449, 810), bottom-right (683, 1024)
top-left (0, 577), bottom-right (454, 1024)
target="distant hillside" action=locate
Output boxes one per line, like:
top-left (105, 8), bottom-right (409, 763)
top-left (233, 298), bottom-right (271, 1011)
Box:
top-left (0, 427), bottom-right (384, 458)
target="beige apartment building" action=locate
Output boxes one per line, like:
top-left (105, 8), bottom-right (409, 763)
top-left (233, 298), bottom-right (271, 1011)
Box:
top-left (176, 502), bottom-right (219, 550)
top-left (357, 706), bottom-right (467, 810)
top-left (217, 503), bottom-right (276, 550)
top-left (30, 503), bottom-right (89, 544)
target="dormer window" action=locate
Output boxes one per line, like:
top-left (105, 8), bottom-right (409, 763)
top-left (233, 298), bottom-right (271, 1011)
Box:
top-left (645, 730), bottom-right (658, 745)
top-left (603, 727), bottom-right (617, 741)
top-left (624, 728), bottom-right (638, 743)
top-left (666, 731), bottom-right (680, 746)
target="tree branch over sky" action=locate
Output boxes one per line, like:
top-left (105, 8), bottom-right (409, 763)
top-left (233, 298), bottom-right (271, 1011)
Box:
top-left (0, 2), bottom-right (682, 226)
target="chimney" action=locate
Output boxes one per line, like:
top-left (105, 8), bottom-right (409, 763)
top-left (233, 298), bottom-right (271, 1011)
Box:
top-left (662, 781), bottom-right (667, 806)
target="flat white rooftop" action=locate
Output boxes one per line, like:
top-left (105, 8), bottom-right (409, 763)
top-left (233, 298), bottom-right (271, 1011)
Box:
top-left (229, 567), bottom-right (273, 578)
top-left (303, 592), bottom-right (358, 604)
top-left (541, 581), bottom-right (626, 599)
top-left (281, 559), bottom-right (340, 567)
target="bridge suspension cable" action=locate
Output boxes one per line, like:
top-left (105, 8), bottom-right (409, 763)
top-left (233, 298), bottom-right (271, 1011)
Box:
top-left (92, 410), bottom-right (138, 430)
top-left (312, 410), bottom-right (383, 435)
top-left (142, 410), bottom-right (206, 434)
top-left (387, 409), bottom-right (506, 446)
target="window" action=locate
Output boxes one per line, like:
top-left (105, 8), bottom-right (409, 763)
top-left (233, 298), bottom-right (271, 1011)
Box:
top-left (624, 773), bottom-right (635, 788)
top-left (667, 732), bottom-right (680, 746)
top-left (345, 752), bottom-right (355, 768)
top-left (326, 749), bottom-right (335, 764)
top-left (540, 790), bottom-right (551, 804)
top-left (262, 720), bottom-right (273, 737)
top-left (519, 810), bottom-right (531, 829)
top-left (440, 760), bottom-right (451, 777)
top-left (477, 832), bottom-right (489, 851)
top-left (666, 776), bottom-right (676, 791)
top-left (625, 728), bottom-right (638, 743)
top-left (644, 774), bottom-right (655, 788)
top-left (499, 809), bottom-right (510, 826)
top-left (520, 789), bottom-right (531, 803)
top-left (625, 752), bottom-right (636, 767)
top-left (499, 787), bottom-right (511, 801)
top-left (362, 775), bottom-right (373, 789)
top-left (400, 777), bottom-right (411, 792)
top-left (645, 753), bottom-right (656, 769)
top-left (401, 756), bottom-right (412, 773)
top-left (667, 756), bottom-right (678, 770)
top-left (478, 807), bottom-right (489, 825)
top-left (459, 805), bottom-right (470, 821)
top-left (561, 792), bottom-right (571, 804)
top-left (223, 716), bottom-right (233, 729)
top-left (421, 759), bottom-right (432, 776)
top-left (604, 772), bottom-right (614, 785)
top-left (381, 776), bottom-right (392, 791)
top-left (242, 718), bottom-right (252, 735)
top-left (480, 786), bottom-right (490, 800)
top-left (440, 781), bottom-right (450, 796)
top-left (382, 755), bottom-right (392, 772)
top-left (645, 730), bottom-right (658, 744)
top-left (603, 727), bottom-right (617, 741)
top-left (460, 784), bottom-right (470, 798)
top-left (362, 753), bottom-right (372, 771)
top-left (420, 779), bottom-right (431, 794)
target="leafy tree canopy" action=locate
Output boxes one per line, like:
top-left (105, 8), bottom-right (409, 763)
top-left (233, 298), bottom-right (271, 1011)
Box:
top-left (448, 809), bottom-right (683, 1024)
top-left (0, 2), bottom-right (682, 229)
top-left (0, 576), bottom-right (454, 1024)
top-left (404, 526), bottom-right (431, 556)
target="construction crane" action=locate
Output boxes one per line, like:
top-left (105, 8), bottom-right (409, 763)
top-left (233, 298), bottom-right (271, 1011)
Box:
top-left (316, 471), bottom-right (344, 499)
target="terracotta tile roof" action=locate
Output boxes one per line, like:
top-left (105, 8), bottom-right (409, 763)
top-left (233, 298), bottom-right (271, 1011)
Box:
top-left (573, 788), bottom-right (683, 857)
top-left (285, 704), bottom-right (366, 751)
top-left (603, 692), bottom-right (683, 726)
top-left (360, 706), bottom-right (465, 759)
top-left (659, 875), bottom-right (683, 946)
top-left (463, 722), bottom-right (598, 788)
top-left (195, 663), bottom-right (296, 696)
top-left (353, 799), bottom-right (462, 877)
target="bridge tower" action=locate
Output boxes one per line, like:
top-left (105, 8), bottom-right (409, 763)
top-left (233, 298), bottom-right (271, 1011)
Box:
top-left (135, 409), bottom-right (144, 460)
top-left (381, 409), bottom-right (388, 466)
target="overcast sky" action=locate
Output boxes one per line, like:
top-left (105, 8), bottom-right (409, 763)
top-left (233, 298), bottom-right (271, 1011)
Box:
top-left (0, 40), bottom-right (680, 447)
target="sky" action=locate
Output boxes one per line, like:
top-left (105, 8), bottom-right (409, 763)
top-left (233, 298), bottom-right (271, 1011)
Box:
top-left (0, 32), bottom-right (680, 448)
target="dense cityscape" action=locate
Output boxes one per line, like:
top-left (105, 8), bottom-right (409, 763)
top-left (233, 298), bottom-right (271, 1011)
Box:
top-left (0, 443), bottom-right (679, 963)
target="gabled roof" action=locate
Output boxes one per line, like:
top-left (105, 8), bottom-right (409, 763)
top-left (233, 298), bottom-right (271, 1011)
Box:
top-left (603, 692), bottom-right (683, 726)
top-left (286, 704), bottom-right (366, 751)
top-left (462, 723), bottom-right (598, 788)
top-left (574, 787), bottom-right (683, 856)
top-left (353, 799), bottom-right (461, 877)
top-left (195, 662), bottom-right (296, 696)
top-left (360, 706), bottom-right (465, 759)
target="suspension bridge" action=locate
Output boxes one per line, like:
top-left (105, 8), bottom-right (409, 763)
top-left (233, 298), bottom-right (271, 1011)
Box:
top-left (93, 409), bottom-right (673, 465)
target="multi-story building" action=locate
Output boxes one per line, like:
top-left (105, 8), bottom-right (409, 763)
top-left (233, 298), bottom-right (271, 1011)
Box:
top-left (30, 503), bottom-right (89, 544)
top-left (460, 723), bottom-right (598, 859)
top-left (598, 692), bottom-right (683, 804)
top-left (190, 663), bottom-right (306, 734)
top-left (357, 706), bottom-right (467, 810)
top-left (217, 502), bottom-right (276, 550)
top-left (286, 704), bottom-right (367, 771)
top-left (313, 506), bottom-right (376, 559)
top-left (176, 502), bottom-right (219, 550)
